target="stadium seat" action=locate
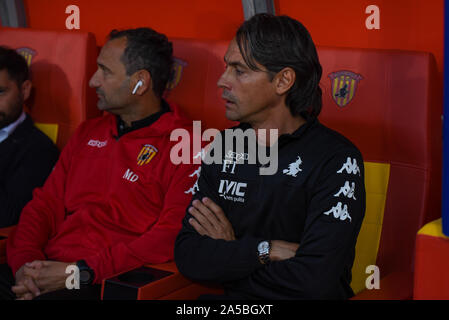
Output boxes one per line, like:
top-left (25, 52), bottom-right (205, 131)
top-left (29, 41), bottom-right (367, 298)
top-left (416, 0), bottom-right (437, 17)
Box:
top-left (0, 28), bottom-right (100, 263)
top-left (164, 39), bottom-right (237, 131)
top-left (413, 218), bottom-right (449, 299)
top-left (318, 46), bottom-right (441, 299)
top-left (0, 28), bottom-right (101, 149)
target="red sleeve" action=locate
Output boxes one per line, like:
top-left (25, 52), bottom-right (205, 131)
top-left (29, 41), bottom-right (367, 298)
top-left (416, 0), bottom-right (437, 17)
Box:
top-left (6, 123), bottom-right (87, 275)
top-left (84, 161), bottom-right (199, 283)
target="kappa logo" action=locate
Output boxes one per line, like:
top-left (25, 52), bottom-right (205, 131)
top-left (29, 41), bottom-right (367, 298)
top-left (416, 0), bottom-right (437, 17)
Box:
top-left (193, 149), bottom-right (206, 161)
top-left (337, 157), bottom-right (361, 175)
top-left (324, 202), bottom-right (352, 222)
top-left (218, 179), bottom-right (247, 203)
top-left (87, 139), bottom-right (108, 148)
top-left (283, 156), bottom-right (303, 177)
top-left (334, 181), bottom-right (356, 200)
top-left (185, 167), bottom-right (201, 195)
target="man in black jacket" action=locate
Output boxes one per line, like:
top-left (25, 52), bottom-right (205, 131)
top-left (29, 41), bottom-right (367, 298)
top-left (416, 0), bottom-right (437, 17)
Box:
top-left (174, 14), bottom-right (366, 299)
top-left (0, 46), bottom-right (59, 228)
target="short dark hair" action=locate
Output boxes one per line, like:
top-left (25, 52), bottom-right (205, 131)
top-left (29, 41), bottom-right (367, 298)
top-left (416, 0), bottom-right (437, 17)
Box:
top-left (0, 46), bottom-right (29, 87)
top-left (236, 14), bottom-right (323, 119)
top-left (108, 28), bottom-right (173, 98)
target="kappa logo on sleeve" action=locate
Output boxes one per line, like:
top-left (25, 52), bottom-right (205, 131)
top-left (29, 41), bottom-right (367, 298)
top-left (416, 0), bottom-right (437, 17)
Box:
top-left (323, 202), bottom-right (352, 222)
top-left (334, 181), bottom-right (356, 200)
top-left (185, 167), bottom-right (201, 195)
top-left (282, 156), bottom-right (303, 177)
top-left (337, 157), bottom-right (360, 175)
top-left (193, 149), bottom-right (206, 161)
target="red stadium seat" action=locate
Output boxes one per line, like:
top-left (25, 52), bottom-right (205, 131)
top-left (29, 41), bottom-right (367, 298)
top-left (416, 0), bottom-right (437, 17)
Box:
top-left (0, 27), bottom-right (101, 149)
top-left (0, 27), bottom-right (100, 263)
top-left (101, 41), bottom-right (441, 300)
top-left (318, 47), bottom-right (442, 299)
top-left (413, 218), bottom-right (449, 299)
top-left (164, 39), bottom-right (236, 131)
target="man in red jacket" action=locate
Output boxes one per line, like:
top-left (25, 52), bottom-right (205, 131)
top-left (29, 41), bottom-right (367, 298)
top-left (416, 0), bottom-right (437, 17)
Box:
top-left (0, 28), bottom-right (199, 300)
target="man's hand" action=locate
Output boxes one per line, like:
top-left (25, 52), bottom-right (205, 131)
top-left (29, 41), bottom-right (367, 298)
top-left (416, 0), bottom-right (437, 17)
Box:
top-left (188, 197), bottom-right (236, 241)
top-left (12, 260), bottom-right (75, 299)
top-left (269, 240), bottom-right (300, 261)
top-left (12, 264), bottom-right (42, 300)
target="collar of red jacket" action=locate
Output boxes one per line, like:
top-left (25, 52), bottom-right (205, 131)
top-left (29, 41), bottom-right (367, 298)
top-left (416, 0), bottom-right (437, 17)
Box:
top-left (106, 100), bottom-right (193, 138)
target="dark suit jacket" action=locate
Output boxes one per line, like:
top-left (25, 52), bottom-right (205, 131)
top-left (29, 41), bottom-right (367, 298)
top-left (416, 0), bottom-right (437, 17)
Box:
top-left (0, 114), bottom-right (59, 227)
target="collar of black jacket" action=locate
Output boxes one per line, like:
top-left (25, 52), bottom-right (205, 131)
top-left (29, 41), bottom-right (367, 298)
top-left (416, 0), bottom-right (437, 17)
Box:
top-left (116, 99), bottom-right (171, 138)
top-left (237, 117), bottom-right (319, 141)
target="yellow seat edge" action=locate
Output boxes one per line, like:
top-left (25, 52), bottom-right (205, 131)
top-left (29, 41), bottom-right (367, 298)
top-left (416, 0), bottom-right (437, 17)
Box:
top-left (417, 218), bottom-right (449, 239)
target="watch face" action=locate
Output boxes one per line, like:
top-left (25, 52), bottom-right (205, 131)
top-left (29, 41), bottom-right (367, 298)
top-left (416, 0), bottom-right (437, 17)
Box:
top-left (258, 241), bottom-right (269, 254)
top-left (80, 270), bottom-right (91, 283)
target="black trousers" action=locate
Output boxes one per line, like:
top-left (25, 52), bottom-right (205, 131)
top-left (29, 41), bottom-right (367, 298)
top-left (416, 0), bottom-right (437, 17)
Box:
top-left (0, 264), bottom-right (101, 300)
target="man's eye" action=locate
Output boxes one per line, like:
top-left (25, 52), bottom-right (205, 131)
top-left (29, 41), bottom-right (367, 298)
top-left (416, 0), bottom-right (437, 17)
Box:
top-left (235, 69), bottom-right (244, 75)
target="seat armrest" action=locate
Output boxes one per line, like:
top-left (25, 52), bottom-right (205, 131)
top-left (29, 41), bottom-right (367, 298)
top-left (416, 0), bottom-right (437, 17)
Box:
top-left (0, 226), bottom-right (16, 238)
top-left (0, 226), bottom-right (15, 264)
top-left (101, 261), bottom-right (223, 300)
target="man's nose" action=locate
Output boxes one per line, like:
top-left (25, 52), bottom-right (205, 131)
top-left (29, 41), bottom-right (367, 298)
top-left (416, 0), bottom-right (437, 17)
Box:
top-left (89, 70), bottom-right (100, 88)
top-left (217, 68), bottom-right (230, 90)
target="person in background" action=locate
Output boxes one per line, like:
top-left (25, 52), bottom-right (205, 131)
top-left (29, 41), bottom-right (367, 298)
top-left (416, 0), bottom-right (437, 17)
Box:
top-left (0, 46), bottom-right (59, 228)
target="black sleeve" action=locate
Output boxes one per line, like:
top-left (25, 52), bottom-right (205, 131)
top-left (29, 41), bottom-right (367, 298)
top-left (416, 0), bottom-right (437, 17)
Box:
top-left (223, 148), bottom-right (366, 299)
top-left (174, 158), bottom-right (263, 284)
top-left (0, 140), bottom-right (59, 228)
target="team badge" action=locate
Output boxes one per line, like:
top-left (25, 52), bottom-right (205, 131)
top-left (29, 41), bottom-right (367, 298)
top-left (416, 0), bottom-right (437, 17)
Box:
top-left (16, 47), bottom-right (36, 67)
top-left (166, 57), bottom-right (187, 90)
top-left (137, 144), bottom-right (158, 166)
top-left (328, 70), bottom-right (363, 107)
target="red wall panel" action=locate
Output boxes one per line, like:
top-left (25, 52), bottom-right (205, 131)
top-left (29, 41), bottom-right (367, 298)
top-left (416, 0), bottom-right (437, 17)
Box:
top-left (24, 0), bottom-right (244, 45)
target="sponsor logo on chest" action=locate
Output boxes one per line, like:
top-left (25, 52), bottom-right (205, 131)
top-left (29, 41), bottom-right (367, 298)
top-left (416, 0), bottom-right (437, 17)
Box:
top-left (218, 179), bottom-right (247, 203)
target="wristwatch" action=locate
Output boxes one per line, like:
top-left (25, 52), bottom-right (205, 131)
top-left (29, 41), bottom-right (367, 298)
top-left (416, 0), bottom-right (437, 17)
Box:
top-left (257, 240), bottom-right (271, 265)
top-left (76, 260), bottom-right (95, 285)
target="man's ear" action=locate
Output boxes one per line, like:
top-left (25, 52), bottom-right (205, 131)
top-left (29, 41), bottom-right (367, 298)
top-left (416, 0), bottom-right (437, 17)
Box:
top-left (131, 70), bottom-right (152, 95)
top-left (274, 67), bottom-right (296, 96)
top-left (21, 80), bottom-right (32, 101)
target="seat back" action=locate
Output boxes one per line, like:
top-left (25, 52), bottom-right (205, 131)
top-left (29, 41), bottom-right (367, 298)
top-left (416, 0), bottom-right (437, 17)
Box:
top-left (0, 28), bottom-right (101, 149)
top-left (166, 39), bottom-right (236, 131)
top-left (168, 40), bottom-right (442, 296)
top-left (319, 47), bottom-right (442, 294)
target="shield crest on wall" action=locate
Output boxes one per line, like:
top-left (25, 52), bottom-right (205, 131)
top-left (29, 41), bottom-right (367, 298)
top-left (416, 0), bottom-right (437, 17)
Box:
top-left (328, 70), bottom-right (363, 107)
top-left (166, 57), bottom-right (187, 91)
top-left (16, 47), bottom-right (36, 67)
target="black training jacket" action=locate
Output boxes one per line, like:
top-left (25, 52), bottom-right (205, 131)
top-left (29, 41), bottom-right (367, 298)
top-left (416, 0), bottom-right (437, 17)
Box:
top-left (174, 118), bottom-right (366, 299)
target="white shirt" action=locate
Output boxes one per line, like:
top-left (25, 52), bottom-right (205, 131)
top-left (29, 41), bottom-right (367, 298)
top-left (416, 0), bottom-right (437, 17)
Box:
top-left (0, 111), bottom-right (26, 144)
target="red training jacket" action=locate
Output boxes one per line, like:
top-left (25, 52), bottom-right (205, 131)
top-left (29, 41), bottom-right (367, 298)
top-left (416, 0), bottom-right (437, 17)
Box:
top-left (7, 103), bottom-right (199, 283)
